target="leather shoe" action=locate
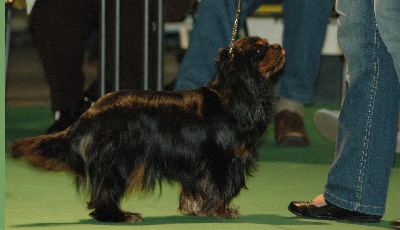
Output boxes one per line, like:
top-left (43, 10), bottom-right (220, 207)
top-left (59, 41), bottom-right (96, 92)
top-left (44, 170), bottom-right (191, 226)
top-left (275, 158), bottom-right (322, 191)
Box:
top-left (288, 200), bottom-right (382, 223)
top-left (274, 110), bottom-right (311, 147)
top-left (391, 219), bottom-right (400, 229)
top-left (46, 96), bottom-right (94, 134)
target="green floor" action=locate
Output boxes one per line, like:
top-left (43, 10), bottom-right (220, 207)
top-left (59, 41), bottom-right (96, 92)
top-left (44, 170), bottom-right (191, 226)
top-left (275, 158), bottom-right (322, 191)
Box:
top-left (5, 105), bottom-right (400, 230)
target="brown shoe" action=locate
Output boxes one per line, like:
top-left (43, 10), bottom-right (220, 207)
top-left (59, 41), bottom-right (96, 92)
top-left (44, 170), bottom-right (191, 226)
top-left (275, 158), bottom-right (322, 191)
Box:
top-left (274, 110), bottom-right (311, 147)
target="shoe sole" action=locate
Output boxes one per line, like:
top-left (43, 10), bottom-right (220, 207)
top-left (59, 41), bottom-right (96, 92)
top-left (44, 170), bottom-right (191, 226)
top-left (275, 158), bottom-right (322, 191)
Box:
top-left (313, 109), bottom-right (340, 143)
top-left (288, 205), bottom-right (381, 223)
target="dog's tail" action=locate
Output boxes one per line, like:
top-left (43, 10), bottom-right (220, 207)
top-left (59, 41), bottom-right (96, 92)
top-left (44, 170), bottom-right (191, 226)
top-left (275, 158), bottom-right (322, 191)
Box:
top-left (11, 129), bottom-right (85, 178)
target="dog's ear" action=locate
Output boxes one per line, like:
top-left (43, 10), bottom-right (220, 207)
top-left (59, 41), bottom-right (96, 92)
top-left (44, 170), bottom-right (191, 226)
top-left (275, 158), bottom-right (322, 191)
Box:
top-left (216, 47), bottom-right (233, 66)
top-left (215, 47), bottom-right (235, 77)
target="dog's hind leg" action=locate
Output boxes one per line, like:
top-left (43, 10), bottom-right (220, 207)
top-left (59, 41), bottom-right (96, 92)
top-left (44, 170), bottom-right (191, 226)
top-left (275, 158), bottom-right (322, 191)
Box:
top-left (86, 167), bottom-right (143, 222)
top-left (89, 203), bottom-right (143, 223)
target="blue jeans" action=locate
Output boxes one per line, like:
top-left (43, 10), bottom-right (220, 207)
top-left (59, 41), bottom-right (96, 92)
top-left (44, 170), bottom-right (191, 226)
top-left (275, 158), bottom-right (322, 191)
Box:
top-left (175, 0), bottom-right (334, 104)
top-left (375, 0), bottom-right (400, 79)
top-left (174, 0), bottom-right (268, 90)
top-left (324, 0), bottom-right (400, 216)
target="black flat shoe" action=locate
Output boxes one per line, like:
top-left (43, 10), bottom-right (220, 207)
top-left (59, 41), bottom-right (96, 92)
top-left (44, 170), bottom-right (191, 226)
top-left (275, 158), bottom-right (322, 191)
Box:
top-left (391, 219), bottom-right (400, 229)
top-left (288, 200), bottom-right (382, 223)
top-left (46, 96), bottom-right (95, 134)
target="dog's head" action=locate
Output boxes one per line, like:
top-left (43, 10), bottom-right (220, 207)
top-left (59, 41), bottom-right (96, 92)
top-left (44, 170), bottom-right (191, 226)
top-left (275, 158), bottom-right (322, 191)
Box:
top-left (216, 36), bottom-right (285, 80)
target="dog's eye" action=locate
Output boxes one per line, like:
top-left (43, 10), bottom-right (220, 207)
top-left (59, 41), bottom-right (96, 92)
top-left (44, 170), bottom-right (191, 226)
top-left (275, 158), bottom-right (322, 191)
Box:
top-left (255, 45), bottom-right (268, 60)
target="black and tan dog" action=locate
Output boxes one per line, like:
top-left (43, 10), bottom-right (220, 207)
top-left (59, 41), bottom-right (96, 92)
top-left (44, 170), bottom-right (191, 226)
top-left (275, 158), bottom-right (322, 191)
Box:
top-left (12, 36), bottom-right (285, 222)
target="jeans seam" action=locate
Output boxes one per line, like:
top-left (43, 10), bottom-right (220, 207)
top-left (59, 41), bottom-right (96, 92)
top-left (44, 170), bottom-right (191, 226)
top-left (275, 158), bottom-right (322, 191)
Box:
top-left (325, 189), bottom-right (383, 212)
top-left (355, 21), bottom-right (380, 209)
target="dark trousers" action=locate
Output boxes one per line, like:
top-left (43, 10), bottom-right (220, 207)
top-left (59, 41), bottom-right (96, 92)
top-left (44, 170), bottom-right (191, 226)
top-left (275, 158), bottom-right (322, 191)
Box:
top-left (30, 0), bottom-right (146, 111)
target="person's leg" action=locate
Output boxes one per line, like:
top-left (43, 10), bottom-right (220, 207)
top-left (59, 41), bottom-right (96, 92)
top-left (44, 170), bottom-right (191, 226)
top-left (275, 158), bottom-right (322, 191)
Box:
top-left (375, 0), bottom-right (400, 78)
top-left (119, 0), bottom-right (145, 90)
top-left (315, 0), bottom-right (400, 146)
top-left (288, 0), bottom-right (400, 221)
top-left (30, 0), bottom-right (98, 133)
top-left (30, 0), bottom-right (97, 111)
top-left (376, 8), bottom-right (400, 225)
top-left (174, 0), bottom-right (267, 90)
top-left (324, 0), bottom-right (399, 215)
top-left (277, 0), bottom-right (334, 107)
top-left (274, 0), bottom-right (334, 147)
top-left (176, 0), bottom-right (334, 97)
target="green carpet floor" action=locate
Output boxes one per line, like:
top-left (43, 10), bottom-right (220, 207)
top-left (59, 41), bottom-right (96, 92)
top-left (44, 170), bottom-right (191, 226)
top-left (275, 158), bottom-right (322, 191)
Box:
top-left (5, 105), bottom-right (400, 230)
